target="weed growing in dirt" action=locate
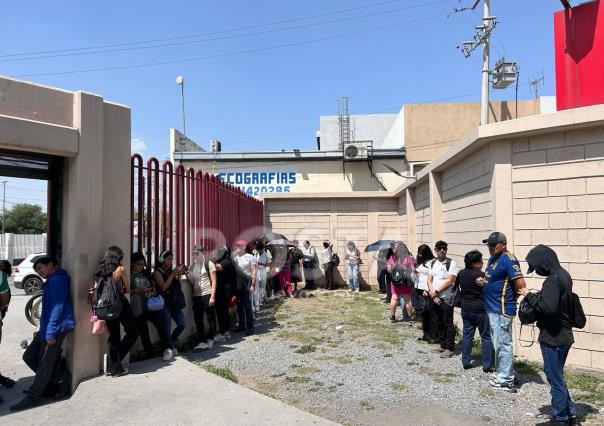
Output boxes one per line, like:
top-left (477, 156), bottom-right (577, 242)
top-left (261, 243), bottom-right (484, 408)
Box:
top-left (391, 383), bottom-right (408, 391)
top-left (419, 366), bottom-right (458, 384)
top-left (200, 363), bottom-right (238, 383)
top-left (295, 345), bottom-right (317, 354)
top-left (514, 360), bottom-right (541, 377)
top-left (565, 372), bottom-right (604, 404)
top-left (360, 400), bottom-right (375, 410)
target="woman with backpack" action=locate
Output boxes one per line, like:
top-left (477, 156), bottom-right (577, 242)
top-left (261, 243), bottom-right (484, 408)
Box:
top-left (186, 245), bottom-right (218, 350)
top-left (153, 250), bottom-right (187, 353)
top-left (130, 252), bottom-right (175, 361)
top-left (387, 242), bottom-right (416, 326)
top-left (95, 246), bottom-right (138, 377)
top-left (415, 245), bottom-right (437, 343)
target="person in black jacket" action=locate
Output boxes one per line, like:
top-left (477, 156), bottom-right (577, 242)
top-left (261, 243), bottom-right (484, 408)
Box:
top-left (458, 250), bottom-right (494, 372)
top-left (520, 245), bottom-right (578, 426)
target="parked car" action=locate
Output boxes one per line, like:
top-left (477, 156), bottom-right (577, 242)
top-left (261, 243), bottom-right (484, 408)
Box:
top-left (14, 253), bottom-right (46, 295)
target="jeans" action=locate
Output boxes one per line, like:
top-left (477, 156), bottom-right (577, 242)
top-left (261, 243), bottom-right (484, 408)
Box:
top-left (106, 299), bottom-right (139, 375)
top-left (236, 289), bottom-right (254, 331)
top-left (488, 312), bottom-right (515, 384)
top-left (346, 263), bottom-right (359, 291)
top-left (434, 301), bottom-right (455, 351)
top-left (167, 307), bottom-right (186, 343)
top-left (323, 262), bottom-right (334, 289)
top-left (193, 295), bottom-right (217, 343)
top-left (540, 343), bottom-right (576, 422)
top-left (23, 332), bottom-right (68, 398)
top-left (136, 306), bottom-right (173, 354)
top-left (461, 311), bottom-right (493, 369)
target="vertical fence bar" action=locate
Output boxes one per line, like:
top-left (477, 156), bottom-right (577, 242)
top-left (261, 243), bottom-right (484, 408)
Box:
top-left (161, 161), bottom-right (174, 253)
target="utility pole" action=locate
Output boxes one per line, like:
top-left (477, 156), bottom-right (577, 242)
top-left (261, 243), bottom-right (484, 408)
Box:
top-left (1, 180), bottom-right (6, 235)
top-left (176, 76), bottom-right (186, 136)
top-left (480, 0), bottom-right (491, 126)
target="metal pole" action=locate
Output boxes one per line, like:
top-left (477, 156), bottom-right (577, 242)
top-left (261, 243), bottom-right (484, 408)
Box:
top-left (180, 82), bottom-right (186, 136)
top-left (1, 180), bottom-right (6, 235)
top-left (480, 0), bottom-right (491, 126)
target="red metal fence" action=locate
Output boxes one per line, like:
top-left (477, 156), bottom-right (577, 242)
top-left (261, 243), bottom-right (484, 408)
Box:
top-left (131, 154), bottom-right (264, 266)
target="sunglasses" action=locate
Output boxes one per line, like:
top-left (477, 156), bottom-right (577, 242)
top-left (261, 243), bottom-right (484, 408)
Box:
top-left (436, 248), bottom-right (447, 252)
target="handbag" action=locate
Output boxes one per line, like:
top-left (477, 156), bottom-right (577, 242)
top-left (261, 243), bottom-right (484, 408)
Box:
top-left (163, 280), bottom-right (186, 310)
top-left (92, 318), bottom-right (108, 335)
top-left (146, 294), bottom-right (165, 311)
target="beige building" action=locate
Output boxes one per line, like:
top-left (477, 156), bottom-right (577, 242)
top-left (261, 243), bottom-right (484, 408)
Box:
top-left (0, 76), bottom-right (131, 389)
top-left (174, 98), bottom-right (554, 195)
top-left (263, 104), bottom-right (604, 371)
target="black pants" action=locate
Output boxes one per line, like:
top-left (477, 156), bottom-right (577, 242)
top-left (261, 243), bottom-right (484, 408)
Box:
top-left (419, 295), bottom-right (438, 341)
top-left (434, 301), bottom-right (455, 351)
top-left (23, 332), bottom-right (68, 399)
top-left (215, 291), bottom-right (231, 334)
top-left (323, 263), bottom-right (334, 289)
top-left (136, 307), bottom-right (174, 354)
top-left (193, 295), bottom-right (217, 343)
top-left (106, 299), bottom-right (139, 375)
top-left (236, 289), bottom-right (254, 331)
top-left (377, 264), bottom-right (387, 293)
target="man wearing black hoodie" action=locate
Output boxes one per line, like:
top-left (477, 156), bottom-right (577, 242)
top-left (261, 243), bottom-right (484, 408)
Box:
top-left (520, 245), bottom-right (578, 426)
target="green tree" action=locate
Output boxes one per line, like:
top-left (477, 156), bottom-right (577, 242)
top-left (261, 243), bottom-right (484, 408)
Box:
top-left (3, 203), bottom-right (47, 234)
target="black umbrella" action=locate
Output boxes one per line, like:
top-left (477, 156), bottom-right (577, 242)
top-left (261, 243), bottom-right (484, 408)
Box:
top-left (260, 232), bottom-right (287, 243)
top-left (364, 240), bottom-right (396, 252)
top-left (266, 238), bottom-right (297, 247)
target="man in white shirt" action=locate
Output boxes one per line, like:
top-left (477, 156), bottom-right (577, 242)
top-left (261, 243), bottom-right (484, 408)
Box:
top-left (427, 240), bottom-right (459, 358)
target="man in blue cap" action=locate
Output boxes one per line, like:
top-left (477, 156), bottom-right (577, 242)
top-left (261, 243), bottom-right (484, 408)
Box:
top-left (481, 232), bottom-right (526, 393)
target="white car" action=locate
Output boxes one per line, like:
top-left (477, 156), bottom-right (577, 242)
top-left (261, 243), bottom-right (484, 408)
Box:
top-left (14, 253), bottom-right (46, 295)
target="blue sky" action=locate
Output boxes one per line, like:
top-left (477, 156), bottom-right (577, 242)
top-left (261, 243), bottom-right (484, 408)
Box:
top-left (2, 0), bottom-right (563, 172)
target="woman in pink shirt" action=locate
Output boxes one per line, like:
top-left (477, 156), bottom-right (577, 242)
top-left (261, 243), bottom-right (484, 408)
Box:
top-left (387, 242), bottom-right (416, 326)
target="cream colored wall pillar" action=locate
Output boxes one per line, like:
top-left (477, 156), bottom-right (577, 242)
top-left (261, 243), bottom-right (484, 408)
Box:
top-left (429, 171), bottom-right (444, 243)
top-left (489, 141), bottom-right (514, 249)
top-left (406, 188), bottom-right (417, 251)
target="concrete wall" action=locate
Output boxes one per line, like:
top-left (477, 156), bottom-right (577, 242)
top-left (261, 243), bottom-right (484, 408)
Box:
top-left (0, 77), bottom-right (131, 388)
top-left (319, 114), bottom-right (398, 150)
top-left (183, 158), bottom-right (407, 193)
top-left (404, 100), bottom-right (542, 163)
top-left (264, 104), bottom-right (604, 371)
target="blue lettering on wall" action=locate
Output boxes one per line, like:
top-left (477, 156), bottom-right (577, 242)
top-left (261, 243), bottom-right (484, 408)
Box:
top-left (216, 171), bottom-right (297, 197)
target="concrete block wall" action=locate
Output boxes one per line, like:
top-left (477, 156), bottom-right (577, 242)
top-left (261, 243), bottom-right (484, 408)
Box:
top-left (414, 181), bottom-right (431, 246)
top-left (511, 127), bottom-right (604, 369)
top-left (441, 146), bottom-right (493, 265)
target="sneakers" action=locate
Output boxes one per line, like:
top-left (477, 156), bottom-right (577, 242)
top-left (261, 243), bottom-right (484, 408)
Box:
top-left (214, 334), bottom-right (225, 342)
top-left (489, 378), bottom-right (517, 393)
top-left (432, 347), bottom-right (446, 353)
top-left (224, 331), bottom-right (232, 339)
top-left (483, 367), bottom-right (495, 374)
top-left (439, 350), bottom-right (455, 358)
top-left (407, 321), bottom-right (413, 328)
top-left (194, 342), bottom-right (209, 351)
top-left (111, 368), bottom-right (129, 378)
top-left (390, 315), bottom-right (396, 323)
top-left (162, 349), bottom-right (174, 361)
top-left (172, 348), bottom-right (179, 357)
top-left (207, 339), bottom-right (214, 349)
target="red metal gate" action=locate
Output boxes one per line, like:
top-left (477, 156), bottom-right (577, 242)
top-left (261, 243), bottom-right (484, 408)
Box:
top-left (131, 154), bottom-right (264, 266)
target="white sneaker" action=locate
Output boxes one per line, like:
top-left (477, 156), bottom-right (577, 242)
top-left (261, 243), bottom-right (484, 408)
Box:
top-left (224, 331), bottom-right (232, 339)
top-left (172, 348), bottom-right (178, 357)
top-left (162, 349), bottom-right (174, 361)
top-left (214, 334), bottom-right (225, 342)
top-left (194, 342), bottom-right (209, 351)
top-left (207, 339), bottom-right (214, 349)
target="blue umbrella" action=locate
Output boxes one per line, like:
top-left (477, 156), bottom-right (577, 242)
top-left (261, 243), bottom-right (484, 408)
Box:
top-left (364, 240), bottom-right (396, 252)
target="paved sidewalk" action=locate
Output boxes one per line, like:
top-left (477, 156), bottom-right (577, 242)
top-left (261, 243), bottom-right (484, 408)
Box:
top-left (0, 289), bottom-right (333, 425)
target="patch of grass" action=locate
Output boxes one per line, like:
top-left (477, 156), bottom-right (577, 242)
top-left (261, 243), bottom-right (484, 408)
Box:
top-left (290, 363), bottom-right (302, 368)
top-left (479, 390), bottom-right (495, 398)
top-left (335, 355), bottom-right (354, 365)
top-left (200, 363), bottom-right (238, 383)
top-left (314, 381), bottom-right (325, 387)
top-left (391, 383), bottom-right (408, 391)
top-left (419, 366), bottom-right (458, 384)
top-left (328, 385), bottom-right (338, 392)
top-left (295, 345), bottom-right (317, 354)
top-left (293, 366), bottom-right (321, 375)
top-left (316, 355), bottom-right (334, 361)
top-left (565, 372), bottom-right (604, 404)
top-left (514, 360), bottom-right (541, 377)
top-left (359, 400), bottom-right (375, 410)
top-left (271, 372), bottom-right (286, 378)
top-left (336, 382), bottom-right (344, 386)
top-left (309, 386), bottom-right (321, 392)
top-left (383, 353), bottom-right (393, 358)
top-left (285, 376), bottom-right (312, 384)
top-left (471, 338), bottom-right (482, 360)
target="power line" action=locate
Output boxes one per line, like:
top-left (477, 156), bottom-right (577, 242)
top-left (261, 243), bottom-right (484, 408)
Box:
top-left (13, 13), bottom-right (448, 78)
top-left (1, 0), bottom-right (453, 63)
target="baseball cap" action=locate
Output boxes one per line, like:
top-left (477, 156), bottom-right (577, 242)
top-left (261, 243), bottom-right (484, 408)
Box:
top-left (482, 232), bottom-right (507, 245)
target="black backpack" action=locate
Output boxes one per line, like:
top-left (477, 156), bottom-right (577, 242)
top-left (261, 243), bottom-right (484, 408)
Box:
top-left (92, 276), bottom-right (123, 321)
top-left (332, 253), bottom-right (340, 267)
top-left (518, 292), bottom-right (539, 325)
top-left (391, 256), bottom-right (413, 287)
top-left (567, 291), bottom-right (586, 329)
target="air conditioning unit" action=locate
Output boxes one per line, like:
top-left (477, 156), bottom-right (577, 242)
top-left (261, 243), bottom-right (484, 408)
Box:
top-left (343, 142), bottom-right (369, 161)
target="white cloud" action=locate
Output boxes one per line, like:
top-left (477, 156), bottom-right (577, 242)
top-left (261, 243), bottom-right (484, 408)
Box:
top-left (131, 138), bottom-right (148, 152)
